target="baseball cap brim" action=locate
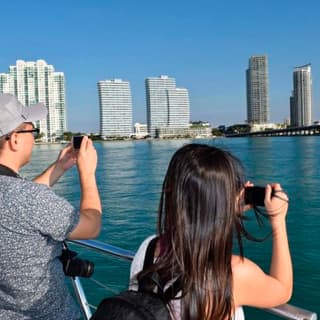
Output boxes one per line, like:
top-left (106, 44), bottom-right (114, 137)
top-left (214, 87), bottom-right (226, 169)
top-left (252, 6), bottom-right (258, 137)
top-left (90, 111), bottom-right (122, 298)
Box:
top-left (0, 94), bottom-right (48, 136)
top-left (21, 103), bottom-right (48, 123)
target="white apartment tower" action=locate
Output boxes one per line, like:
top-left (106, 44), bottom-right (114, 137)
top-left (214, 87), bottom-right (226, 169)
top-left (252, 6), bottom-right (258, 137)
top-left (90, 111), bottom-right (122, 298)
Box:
top-left (290, 64), bottom-right (312, 127)
top-left (0, 60), bottom-right (67, 141)
top-left (246, 55), bottom-right (269, 124)
top-left (98, 79), bottom-right (133, 138)
top-left (146, 75), bottom-right (190, 137)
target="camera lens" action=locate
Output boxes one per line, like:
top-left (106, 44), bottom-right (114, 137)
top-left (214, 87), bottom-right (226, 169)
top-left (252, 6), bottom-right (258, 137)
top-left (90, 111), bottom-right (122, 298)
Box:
top-left (59, 247), bottom-right (95, 278)
top-left (64, 258), bottom-right (95, 278)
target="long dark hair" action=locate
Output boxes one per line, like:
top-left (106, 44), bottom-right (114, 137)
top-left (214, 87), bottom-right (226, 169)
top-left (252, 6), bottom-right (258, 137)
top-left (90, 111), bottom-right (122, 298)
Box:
top-left (139, 144), bottom-right (250, 319)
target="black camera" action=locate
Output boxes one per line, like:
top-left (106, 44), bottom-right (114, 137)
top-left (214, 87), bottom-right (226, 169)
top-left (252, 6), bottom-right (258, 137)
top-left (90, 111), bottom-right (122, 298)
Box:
top-left (73, 135), bottom-right (84, 149)
top-left (244, 186), bottom-right (266, 207)
top-left (59, 247), bottom-right (94, 278)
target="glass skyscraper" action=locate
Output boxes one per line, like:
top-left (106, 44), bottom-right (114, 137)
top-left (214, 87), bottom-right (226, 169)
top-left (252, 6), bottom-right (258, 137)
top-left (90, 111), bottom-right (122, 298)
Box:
top-left (0, 59), bottom-right (67, 141)
top-left (145, 75), bottom-right (190, 137)
top-left (290, 64), bottom-right (312, 127)
top-left (98, 79), bottom-right (133, 138)
top-left (246, 55), bottom-right (269, 124)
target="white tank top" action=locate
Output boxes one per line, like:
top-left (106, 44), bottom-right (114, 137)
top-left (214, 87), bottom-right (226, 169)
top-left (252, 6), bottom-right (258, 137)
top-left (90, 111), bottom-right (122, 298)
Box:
top-left (129, 235), bottom-right (245, 320)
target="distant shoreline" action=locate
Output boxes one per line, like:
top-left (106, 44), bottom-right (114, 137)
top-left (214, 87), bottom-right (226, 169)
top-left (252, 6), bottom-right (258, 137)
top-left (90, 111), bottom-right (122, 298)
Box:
top-left (35, 136), bottom-right (216, 145)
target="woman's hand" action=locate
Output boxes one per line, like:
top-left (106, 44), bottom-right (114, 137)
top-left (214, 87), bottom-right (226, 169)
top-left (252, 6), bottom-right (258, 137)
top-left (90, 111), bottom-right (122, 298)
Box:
top-left (265, 183), bottom-right (289, 228)
top-left (241, 180), bottom-right (254, 212)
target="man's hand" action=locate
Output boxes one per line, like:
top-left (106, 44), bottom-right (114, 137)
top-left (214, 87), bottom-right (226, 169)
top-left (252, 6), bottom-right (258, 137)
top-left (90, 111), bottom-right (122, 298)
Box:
top-left (56, 144), bottom-right (77, 172)
top-left (33, 144), bottom-right (77, 187)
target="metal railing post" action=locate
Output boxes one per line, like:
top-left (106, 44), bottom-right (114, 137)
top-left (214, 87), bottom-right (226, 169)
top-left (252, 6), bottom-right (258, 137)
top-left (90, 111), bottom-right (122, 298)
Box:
top-left (71, 276), bottom-right (92, 320)
top-left (265, 304), bottom-right (318, 320)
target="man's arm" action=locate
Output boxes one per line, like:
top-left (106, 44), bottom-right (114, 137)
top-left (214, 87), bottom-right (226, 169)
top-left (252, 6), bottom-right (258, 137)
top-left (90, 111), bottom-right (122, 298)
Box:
top-left (68, 137), bottom-right (102, 239)
top-left (33, 144), bottom-right (76, 187)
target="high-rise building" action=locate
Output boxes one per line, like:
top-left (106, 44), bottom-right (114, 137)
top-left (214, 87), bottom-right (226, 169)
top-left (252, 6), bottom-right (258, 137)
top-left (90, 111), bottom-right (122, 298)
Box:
top-left (290, 64), bottom-right (312, 127)
top-left (98, 79), bottom-right (133, 138)
top-left (246, 55), bottom-right (269, 124)
top-left (0, 59), bottom-right (67, 141)
top-left (145, 75), bottom-right (190, 137)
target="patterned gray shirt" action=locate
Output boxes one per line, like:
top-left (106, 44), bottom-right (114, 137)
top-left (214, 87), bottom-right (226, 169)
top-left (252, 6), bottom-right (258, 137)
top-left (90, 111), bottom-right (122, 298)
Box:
top-left (0, 175), bottom-right (81, 320)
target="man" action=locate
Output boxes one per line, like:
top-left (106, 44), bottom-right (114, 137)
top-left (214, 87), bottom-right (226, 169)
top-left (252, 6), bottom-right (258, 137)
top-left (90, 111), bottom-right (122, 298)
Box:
top-left (0, 93), bottom-right (102, 319)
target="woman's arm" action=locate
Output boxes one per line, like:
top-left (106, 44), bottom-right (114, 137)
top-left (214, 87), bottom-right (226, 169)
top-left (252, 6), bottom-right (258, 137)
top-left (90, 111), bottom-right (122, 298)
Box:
top-left (233, 183), bottom-right (292, 308)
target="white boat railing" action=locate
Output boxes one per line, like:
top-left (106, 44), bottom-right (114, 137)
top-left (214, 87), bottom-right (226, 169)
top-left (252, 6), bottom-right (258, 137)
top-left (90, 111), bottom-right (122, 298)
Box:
top-left (67, 239), bottom-right (318, 320)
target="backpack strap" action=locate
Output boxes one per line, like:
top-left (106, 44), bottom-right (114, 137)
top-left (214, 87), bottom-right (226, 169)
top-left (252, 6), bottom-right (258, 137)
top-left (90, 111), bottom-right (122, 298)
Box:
top-left (142, 236), bottom-right (159, 270)
top-left (163, 276), bottom-right (182, 301)
top-left (138, 237), bottom-right (162, 293)
top-left (138, 236), bottom-right (181, 302)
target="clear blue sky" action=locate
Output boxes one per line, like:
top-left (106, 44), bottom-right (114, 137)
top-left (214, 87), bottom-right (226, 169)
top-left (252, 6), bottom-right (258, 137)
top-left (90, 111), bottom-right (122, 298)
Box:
top-left (1, 0), bottom-right (319, 132)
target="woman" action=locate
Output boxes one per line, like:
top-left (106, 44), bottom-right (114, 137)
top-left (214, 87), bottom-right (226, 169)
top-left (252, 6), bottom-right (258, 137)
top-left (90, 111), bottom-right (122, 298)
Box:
top-left (130, 143), bottom-right (292, 319)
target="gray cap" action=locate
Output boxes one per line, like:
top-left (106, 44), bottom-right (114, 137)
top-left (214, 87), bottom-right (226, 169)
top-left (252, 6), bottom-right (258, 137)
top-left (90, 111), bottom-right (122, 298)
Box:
top-left (0, 93), bottom-right (48, 136)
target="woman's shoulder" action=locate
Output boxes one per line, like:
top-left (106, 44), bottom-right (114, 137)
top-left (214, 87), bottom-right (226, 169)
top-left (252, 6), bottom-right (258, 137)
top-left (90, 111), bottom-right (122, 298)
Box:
top-left (232, 254), bottom-right (265, 292)
top-left (231, 254), bottom-right (262, 276)
top-left (232, 254), bottom-right (278, 308)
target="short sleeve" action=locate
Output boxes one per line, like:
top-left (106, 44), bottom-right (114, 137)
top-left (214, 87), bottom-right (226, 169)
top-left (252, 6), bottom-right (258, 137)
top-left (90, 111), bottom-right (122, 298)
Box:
top-left (22, 182), bottom-right (80, 241)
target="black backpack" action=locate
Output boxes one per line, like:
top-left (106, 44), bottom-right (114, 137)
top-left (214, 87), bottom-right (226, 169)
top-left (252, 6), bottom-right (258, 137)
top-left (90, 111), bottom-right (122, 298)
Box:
top-left (90, 237), bottom-right (179, 320)
top-left (90, 290), bottom-right (171, 320)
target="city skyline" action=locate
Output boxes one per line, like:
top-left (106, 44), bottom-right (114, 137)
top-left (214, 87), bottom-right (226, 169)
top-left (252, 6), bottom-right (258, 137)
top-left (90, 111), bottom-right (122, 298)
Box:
top-left (1, 1), bottom-right (319, 132)
top-left (0, 59), bottom-right (66, 141)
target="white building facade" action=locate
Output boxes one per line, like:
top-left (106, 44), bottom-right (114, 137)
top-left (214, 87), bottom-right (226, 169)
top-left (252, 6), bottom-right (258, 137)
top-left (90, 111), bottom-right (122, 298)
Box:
top-left (0, 59), bottom-right (67, 141)
top-left (246, 55), bottom-right (269, 125)
top-left (290, 64), bottom-right (312, 127)
top-left (98, 79), bottom-right (133, 138)
top-left (133, 123), bottom-right (149, 138)
top-left (145, 75), bottom-right (190, 137)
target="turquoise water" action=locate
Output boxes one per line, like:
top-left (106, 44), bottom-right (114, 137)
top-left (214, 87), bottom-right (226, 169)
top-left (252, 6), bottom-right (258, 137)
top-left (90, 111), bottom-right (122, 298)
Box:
top-left (22, 137), bottom-right (320, 318)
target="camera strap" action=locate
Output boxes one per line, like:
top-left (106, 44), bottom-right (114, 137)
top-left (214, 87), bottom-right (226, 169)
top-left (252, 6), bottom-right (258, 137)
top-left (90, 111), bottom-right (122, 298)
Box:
top-left (60, 241), bottom-right (78, 261)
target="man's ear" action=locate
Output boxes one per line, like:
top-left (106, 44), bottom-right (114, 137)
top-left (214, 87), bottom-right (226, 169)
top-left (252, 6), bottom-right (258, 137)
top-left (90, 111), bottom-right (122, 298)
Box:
top-left (7, 133), bottom-right (20, 151)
